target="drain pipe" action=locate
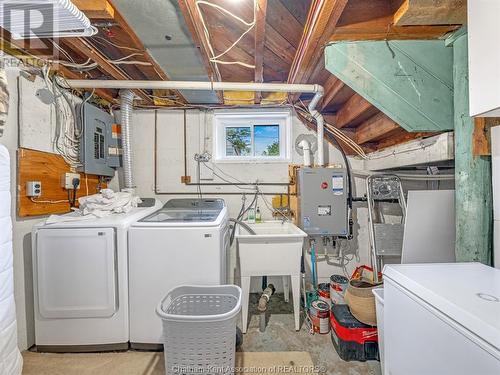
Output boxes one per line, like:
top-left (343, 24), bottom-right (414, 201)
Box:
top-left (298, 139), bottom-right (312, 167)
top-left (66, 80), bottom-right (325, 166)
top-left (120, 89), bottom-right (135, 191)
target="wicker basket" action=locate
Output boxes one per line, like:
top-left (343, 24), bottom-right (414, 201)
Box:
top-left (156, 285), bottom-right (242, 375)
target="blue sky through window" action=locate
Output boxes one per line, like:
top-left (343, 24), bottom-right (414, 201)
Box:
top-left (254, 125), bottom-right (280, 156)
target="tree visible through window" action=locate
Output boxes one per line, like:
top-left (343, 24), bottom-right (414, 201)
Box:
top-left (225, 124), bottom-right (280, 158)
top-left (225, 127), bottom-right (251, 156)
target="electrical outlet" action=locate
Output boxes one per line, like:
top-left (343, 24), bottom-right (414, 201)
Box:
top-left (26, 181), bottom-right (41, 197)
top-left (61, 173), bottom-right (81, 190)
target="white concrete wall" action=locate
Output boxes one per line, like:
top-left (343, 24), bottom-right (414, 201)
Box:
top-left (1, 67), bottom-right (42, 350)
top-left (124, 109), bottom-right (373, 291)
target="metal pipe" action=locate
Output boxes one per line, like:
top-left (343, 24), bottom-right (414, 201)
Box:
top-left (308, 86), bottom-right (325, 166)
top-left (120, 89), bottom-right (135, 191)
top-left (66, 80), bottom-right (326, 166)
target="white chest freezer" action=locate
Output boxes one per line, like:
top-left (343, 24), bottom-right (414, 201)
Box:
top-left (383, 263), bottom-right (500, 375)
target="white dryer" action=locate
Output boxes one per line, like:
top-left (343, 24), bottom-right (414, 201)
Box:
top-left (32, 199), bottom-right (161, 352)
top-left (128, 198), bottom-right (229, 347)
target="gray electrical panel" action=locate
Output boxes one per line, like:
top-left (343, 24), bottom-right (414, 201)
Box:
top-left (297, 167), bottom-right (348, 236)
top-left (78, 102), bottom-right (121, 177)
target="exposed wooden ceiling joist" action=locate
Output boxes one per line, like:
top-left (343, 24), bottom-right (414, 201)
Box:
top-left (331, 0), bottom-right (460, 41)
top-left (394, 0), bottom-right (467, 26)
top-left (321, 75), bottom-right (345, 111)
top-left (288, 0), bottom-right (348, 87)
top-left (178, 0), bottom-right (223, 102)
top-left (355, 113), bottom-right (400, 144)
top-left (72, 0), bottom-right (114, 19)
top-left (254, 0), bottom-right (267, 103)
top-left (62, 37), bottom-right (151, 103)
top-left (335, 93), bottom-right (378, 129)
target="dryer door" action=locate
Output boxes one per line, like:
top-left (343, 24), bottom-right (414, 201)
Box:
top-left (35, 228), bottom-right (117, 319)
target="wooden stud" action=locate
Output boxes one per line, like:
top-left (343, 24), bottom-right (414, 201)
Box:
top-left (254, 0), bottom-right (267, 104)
top-left (355, 113), bottom-right (400, 144)
top-left (72, 0), bottom-right (115, 19)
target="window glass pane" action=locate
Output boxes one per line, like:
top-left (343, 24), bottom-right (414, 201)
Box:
top-left (254, 125), bottom-right (280, 156)
top-left (225, 127), bottom-right (251, 156)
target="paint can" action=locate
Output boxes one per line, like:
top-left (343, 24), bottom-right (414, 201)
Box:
top-left (330, 274), bottom-right (349, 305)
top-left (309, 300), bottom-right (330, 334)
top-left (317, 283), bottom-right (331, 306)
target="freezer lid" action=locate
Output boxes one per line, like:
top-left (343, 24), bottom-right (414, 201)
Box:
top-left (383, 263), bottom-right (500, 350)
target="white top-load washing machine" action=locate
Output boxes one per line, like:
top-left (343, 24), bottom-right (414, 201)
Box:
top-left (128, 198), bottom-right (229, 346)
top-left (32, 199), bottom-right (161, 351)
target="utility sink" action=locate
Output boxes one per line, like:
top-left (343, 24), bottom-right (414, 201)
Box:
top-left (235, 221), bottom-right (307, 244)
top-left (235, 221), bottom-right (307, 333)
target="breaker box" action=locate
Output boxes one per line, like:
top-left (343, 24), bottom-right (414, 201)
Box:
top-left (78, 102), bottom-right (121, 177)
top-left (297, 167), bottom-right (348, 236)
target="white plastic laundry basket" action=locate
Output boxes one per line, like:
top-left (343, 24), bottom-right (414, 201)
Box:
top-left (372, 288), bottom-right (385, 375)
top-left (156, 285), bottom-right (242, 375)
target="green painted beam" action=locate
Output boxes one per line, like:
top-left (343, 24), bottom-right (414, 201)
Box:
top-left (452, 32), bottom-right (493, 265)
top-left (325, 41), bottom-right (454, 132)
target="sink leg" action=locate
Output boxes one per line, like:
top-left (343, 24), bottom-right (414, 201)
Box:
top-left (291, 275), bottom-right (301, 331)
top-left (283, 275), bottom-right (290, 303)
top-left (241, 276), bottom-right (251, 334)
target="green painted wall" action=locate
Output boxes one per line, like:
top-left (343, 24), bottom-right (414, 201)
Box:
top-left (325, 41), bottom-right (454, 132)
top-left (453, 33), bottom-right (493, 265)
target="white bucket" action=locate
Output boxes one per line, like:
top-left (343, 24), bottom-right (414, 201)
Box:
top-left (372, 288), bottom-right (385, 375)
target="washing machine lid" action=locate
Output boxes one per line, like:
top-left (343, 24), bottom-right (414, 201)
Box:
top-left (383, 263), bottom-right (500, 351)
top-left (139, 198), bottom-right (225, 223)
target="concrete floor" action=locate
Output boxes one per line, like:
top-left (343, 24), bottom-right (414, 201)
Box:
top-left (239, 294), bottom-right (382, 375)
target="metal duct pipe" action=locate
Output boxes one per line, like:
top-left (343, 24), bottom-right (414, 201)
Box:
top-left (66, 80), bottom-right (325, 166)
top-left (120, 89), bottom-right (135, 191)
top-left (308, 86), bottom-right (324, 166)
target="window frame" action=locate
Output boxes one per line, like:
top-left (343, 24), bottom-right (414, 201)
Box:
top-left (213, 109), bottom-right (292, 163)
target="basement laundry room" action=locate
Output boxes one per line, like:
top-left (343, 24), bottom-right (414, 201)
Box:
top-left (0, 1), bottom-right (499, 375)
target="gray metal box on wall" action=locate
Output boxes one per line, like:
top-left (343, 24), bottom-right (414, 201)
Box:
top-left (78, 102), bottom-right (121, 177)
top-left (298, 167), bottom-right (348, 236)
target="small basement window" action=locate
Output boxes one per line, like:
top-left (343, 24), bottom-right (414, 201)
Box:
top-left (213, 110), bottom-right (291, 162)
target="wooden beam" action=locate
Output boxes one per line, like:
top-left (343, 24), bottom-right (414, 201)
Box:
top-left (178, 0), bottom-right (223, 102)
top-left (288, 0), bottom-right (348, 88)
top-left (73, 0), bottom-right (115, 19)
top-left (335, 94), bottom-right (377, 129)
top-left (374, 129), bottom-right (436, 150)
top-left (321, 75), bottom-right (345, 111)
top-left (331, 15), bottom-right (459, 41)
top-left (355, 113), bottom-right (400, 144)
top-left (254, 0), bottom-right (267, 104)
top-left (473, 118), bottom-right (500, 156)
top-left (62, 37), bottom-right (151, 102)
top-left (394, 0), bottom-right (466, 26)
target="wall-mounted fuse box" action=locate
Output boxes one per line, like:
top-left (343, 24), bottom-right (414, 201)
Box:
top-left (297, 167), bottom-right (348, 236)
top-left (78, 102), bottom-right (121, 177)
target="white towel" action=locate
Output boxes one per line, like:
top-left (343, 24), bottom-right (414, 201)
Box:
top-left (78, 189), bottom-right (142, 217)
